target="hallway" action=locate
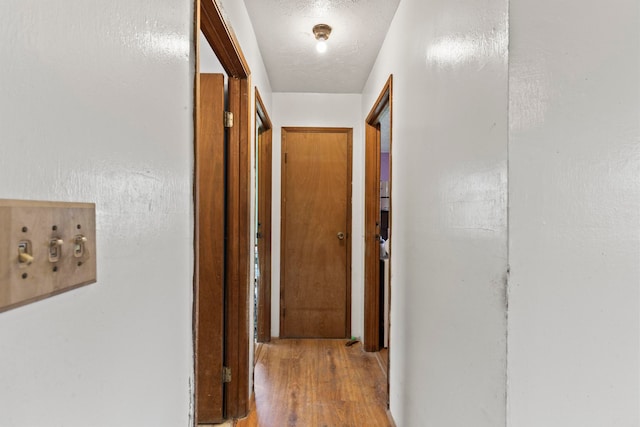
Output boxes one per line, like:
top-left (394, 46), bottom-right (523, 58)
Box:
top-left (236, 340), bottom-right (392, 427)
top-left (1, 0), bottom-right (638, 425)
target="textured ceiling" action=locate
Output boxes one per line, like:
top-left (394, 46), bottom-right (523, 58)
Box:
top-left (242, 0), bottom-right (400, 93)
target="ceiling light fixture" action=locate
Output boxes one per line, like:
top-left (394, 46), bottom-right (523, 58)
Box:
top-left (313, 24), bottom-right (332, 53)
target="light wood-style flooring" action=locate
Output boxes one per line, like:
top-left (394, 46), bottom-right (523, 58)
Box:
top-left (235, 339), bottom-right (392, 427)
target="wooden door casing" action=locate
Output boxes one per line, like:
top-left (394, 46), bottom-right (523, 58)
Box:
top-left (364, 75), bottom-right (392, 354)
top-left (280, 127), bottom-right (352, 339)
top-left (256, 88), bottom-right (273, 343)
top-left (197, 0), bottom-right (253, 421)
top-left (364, 122), bottom-right (381, 352)
top-left (224, 76), bottom-right (251, 418)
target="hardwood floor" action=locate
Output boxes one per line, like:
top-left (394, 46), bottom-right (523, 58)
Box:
top-left (235, 339), bottom-right (391, 427)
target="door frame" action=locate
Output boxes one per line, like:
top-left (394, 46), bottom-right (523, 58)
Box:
top-left (363, 75), bottom-right (393, 353)
top-left (255, 88), bottom-right (272, 343)
top-left (279, 127), bottom-right (353, 338)
top-left (195, 0), bottom-right (252, 422)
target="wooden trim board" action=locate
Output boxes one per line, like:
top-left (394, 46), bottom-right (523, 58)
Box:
top-left (364, 76), bottom-right (393, 353)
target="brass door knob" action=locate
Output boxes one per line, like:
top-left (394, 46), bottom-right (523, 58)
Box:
top-left (337, 232), bottom-right (345, 240)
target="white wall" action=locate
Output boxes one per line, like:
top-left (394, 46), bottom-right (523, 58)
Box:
top-left (0, 1), bottom-right (194, 426)
top-left (362, 0), bottom-right (509, 425)
top-left (271, 93), bottom-right (364, 339)
top-left (507, 0), bottom-right (640, 425)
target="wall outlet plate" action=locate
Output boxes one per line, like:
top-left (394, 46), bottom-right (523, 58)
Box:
top-left (0, 199), bottom-right (96, 313)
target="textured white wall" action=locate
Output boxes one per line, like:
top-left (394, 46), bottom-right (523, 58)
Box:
top-left (507, 0), bottom-right (640, 425)
top-left (0, 0), bottom-right (194, 426)
top-left (271, 93), bottom-right (364, 339)
top-left (362, 0), bottom-right (509, 425)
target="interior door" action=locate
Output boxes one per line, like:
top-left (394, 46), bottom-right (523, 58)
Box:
top-left (280, 127), bottom-right (352, 338)
top-left (196, 73), bottom-right (225, 423)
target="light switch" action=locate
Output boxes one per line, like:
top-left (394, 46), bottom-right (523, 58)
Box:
top-left (18, 241), bottom-right (34, 265)
top-left (49, 238), bottom-right (63, 263)
top-left (0, 200), bottom-right (97, 313)
top-left (73, 235), bottom-right (87, 258)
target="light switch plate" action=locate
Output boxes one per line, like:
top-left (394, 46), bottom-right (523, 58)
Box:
top-left (0, 199), bottom-right (96, 313)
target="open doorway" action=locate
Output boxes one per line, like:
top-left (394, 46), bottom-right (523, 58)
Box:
top-left (364, 76), bottom-right (393, 384)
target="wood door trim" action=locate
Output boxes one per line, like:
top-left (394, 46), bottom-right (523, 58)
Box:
top-left (282, 127), bottom-right (352, 134)
top-left (256, 89), bottom-right (272, 130)
top-left (200, 0), bottom-right (250, 79)
top-left (364, 124), bottom-right (381, 352)
top-left (223, 75), bottom-right (252, 418)
top-left (366, 78), bottom-right (392, 124)
top-left (256, 88), bottom-right (272, 343)
top-left (364, 75), bottom-right (393, 353)
top-left (280, 127), bottom-right (353, 338)
top-left (195, 0), bottom-right (252, 422)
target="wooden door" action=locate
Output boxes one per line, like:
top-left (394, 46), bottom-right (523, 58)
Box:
top-left (280, 127), bottom-right (352, 338)
top-left (195, 73), bottom-right (225, 423)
